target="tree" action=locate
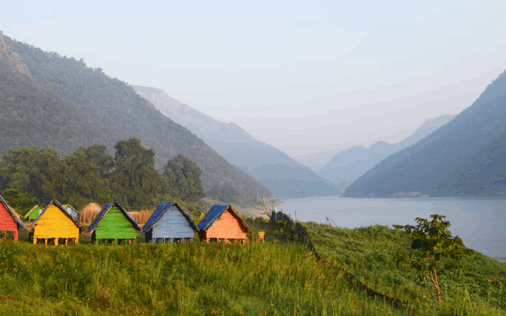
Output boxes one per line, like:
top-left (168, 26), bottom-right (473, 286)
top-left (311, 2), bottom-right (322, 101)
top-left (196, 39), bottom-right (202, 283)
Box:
top-left (397, 214), bottom-right (470, 303)
top-left (163, 154), bottom-right (205, 203)
top-left (0, 146), bottom-right (64, 203)
top-left (59, 145), bottom-right (114, 207)
top-left (111, 137), bottom-right (169, 209)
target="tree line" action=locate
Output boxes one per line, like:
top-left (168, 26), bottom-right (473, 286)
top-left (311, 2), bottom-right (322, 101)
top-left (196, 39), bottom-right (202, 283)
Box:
top-left (0, 137), bottom-right (205, 215)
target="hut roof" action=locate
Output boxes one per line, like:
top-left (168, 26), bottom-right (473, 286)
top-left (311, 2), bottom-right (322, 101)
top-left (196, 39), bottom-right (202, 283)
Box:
top-left (0, 195), bottom-right (24, 228)
top-left (87, 201), bottom-right (141, 233)
top-left (197, 204), bottom-right (251, 233)
top-left (142, 203), bottom-right (197, 232)
top-left (80, 202), bottom-right (101, 213)
top-left (24, 205), bottom-right (42, 219)
top-left (32, 200), bottom-right (84, 230)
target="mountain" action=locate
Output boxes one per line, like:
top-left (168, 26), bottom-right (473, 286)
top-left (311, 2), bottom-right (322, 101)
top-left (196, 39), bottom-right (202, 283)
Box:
top-left (344, 69), bottom-right (506, 197)
top-left (0, 31), bottom-right (271, 200)
top-left (133, 86), bottom-right (341, 198)
top-left (318, 114), bottom-right (456, 192)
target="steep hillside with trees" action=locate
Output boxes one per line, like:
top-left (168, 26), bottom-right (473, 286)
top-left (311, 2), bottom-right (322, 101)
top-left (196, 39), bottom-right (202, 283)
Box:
top-left (344, 69), bottom-right (506, 197)
top-left (0, 32), bottom-right (271, 200)
top-left (133, 85), bottom-right (340, 198)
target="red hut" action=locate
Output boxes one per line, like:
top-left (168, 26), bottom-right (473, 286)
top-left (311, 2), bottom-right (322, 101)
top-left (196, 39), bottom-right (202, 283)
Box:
top-left (0, 194), bottom-right (24, 241)
top-left (197, 204), bottom-right (251, 244)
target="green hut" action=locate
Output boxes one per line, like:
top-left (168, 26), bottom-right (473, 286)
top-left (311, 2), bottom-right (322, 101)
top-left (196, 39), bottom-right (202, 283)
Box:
top-left (87, 201), bottom-right (141, 245)
top-left (24, 205), bottom-right (43, 221)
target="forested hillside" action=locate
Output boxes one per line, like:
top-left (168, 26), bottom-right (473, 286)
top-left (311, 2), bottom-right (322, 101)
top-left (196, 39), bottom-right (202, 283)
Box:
top-left (133, 86), bottom-right (340, 198)
top-left (319, 114), bottom-right (456, 191)
top-left (344, 69), bottom-right (506, 197)
top-left (0, 32), bottom-right (271, 200)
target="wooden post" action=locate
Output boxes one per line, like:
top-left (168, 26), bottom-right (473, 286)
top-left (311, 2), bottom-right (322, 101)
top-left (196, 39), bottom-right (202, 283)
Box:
top-left (13, 230), bottom-right (18, 242)
top-left (33, 235), bottom-right (37, 245)
top-left (44, 238), bottom-right (47, 245)
top-left (65, 238), bottom-right (68, 246)
top-left (54, 238), bottom-right (58, 246)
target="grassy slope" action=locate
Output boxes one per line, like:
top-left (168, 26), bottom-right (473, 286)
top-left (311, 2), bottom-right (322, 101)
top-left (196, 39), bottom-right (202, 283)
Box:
top-left (0, 218), bottom-right (504, 315)
top-left (300, 221), bottom-right (506, 314)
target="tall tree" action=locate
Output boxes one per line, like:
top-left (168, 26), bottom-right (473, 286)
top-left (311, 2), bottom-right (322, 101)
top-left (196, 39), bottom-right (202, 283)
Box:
top-left (0, 146), bottom-right (63, 203)
top-left (163, 154), bottom-right (205, 203)
top-left (111, 137), bottom-right (169, 209)
top-left (59, 145), bottom-right (114, 207)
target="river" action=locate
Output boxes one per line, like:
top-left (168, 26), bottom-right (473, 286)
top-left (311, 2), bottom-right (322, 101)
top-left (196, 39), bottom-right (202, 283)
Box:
top-left (278, 196), bottom-right (506, 258)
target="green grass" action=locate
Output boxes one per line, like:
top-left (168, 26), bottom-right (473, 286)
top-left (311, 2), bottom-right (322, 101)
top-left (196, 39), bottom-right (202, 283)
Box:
top-left (0, 217), bottom-right (504, 315)
top-left (299, 221), bottom-right (506, 314)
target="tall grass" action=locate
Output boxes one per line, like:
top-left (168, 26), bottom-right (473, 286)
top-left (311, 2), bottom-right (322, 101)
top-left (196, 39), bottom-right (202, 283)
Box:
top-left (0, 239), bottom-right (503, 315)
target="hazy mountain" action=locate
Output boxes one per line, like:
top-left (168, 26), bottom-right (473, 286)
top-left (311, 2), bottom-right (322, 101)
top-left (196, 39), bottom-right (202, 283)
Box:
top-left (344, 69), bottom-right (506, 197)
top-left (0, 31), bottom-right (271, 200)
top-left (133, 86), bottom-right (341, 198)
top-left (318, 114), bottom-right (456, 191)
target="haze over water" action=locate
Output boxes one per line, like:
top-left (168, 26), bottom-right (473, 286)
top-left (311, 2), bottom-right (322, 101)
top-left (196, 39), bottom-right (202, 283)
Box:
top-left (279, 196), bottom-right (506, 258)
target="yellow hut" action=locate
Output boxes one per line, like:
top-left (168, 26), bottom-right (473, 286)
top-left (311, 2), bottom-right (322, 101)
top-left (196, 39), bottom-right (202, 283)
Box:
top-left (31, 200), bottom-right (83, 245)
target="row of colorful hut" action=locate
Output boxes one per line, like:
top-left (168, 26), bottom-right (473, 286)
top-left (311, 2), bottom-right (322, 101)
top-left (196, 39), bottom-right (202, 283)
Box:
top-left (0, 195), bottom-right (252, 245)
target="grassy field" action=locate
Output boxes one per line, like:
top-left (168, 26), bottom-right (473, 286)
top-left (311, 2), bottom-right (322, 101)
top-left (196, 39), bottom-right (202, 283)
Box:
top-left (0, 216), bottom-right (504, 315)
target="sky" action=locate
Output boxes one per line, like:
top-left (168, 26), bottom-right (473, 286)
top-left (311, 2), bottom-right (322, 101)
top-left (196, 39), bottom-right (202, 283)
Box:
top-left (3, 0), bottom-right (506, 164)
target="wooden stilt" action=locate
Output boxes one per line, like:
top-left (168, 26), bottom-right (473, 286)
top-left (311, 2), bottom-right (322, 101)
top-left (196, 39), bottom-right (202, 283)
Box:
top-left (44, 239), bottom-right (47, 245)
top-left (13, 230), bottom-right (18, 242)
top-left (33, 236), bottom-right (37, 245)
top-left (54, 238), bottom-right (58, 246)
top-left (65, 238), bottom-right (68, 246)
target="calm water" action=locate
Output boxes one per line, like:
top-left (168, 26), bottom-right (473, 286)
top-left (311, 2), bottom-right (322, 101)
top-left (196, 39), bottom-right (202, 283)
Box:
top-left (278, 196), bottom-right (506, 258)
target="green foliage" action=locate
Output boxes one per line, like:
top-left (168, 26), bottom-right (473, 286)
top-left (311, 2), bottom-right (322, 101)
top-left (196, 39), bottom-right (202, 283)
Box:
top-left (1, 189), bottom-right (38, 216)
top-left (163, 154), bottom-right (204, 203)
top-left (397, 214), bottom-right (471, 303)
top-left (110, 137), bottom-right (171, 209)
top-left (0, 146), bottom-right (63, 203)
top-left (301, 220), bottom-right (506, 312)
top-left (0, 139), bottom-right (208, 209)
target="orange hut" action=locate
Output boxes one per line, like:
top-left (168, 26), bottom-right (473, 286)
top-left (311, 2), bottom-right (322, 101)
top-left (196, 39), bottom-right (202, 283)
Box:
top-left (0, 194), bottom-right (24, 241)
top-left (197, 205), bottom-right (251, 244)
top-left (31, 200), bottom-right (83, 245)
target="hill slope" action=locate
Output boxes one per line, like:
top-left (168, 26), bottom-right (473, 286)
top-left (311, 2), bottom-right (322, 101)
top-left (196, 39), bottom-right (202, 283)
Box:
top-left (0, 31), bottom-right (271, 199)
top-left (133, 86), bottom-right (341, 198)
top-left (319, 114), bottom-right (456, 191)
top-left (344, 69), bottom-right (506, 197)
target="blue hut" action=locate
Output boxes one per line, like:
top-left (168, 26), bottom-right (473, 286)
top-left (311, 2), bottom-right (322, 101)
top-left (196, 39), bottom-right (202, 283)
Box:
top-left (142, 203), bottom-right (197, 243)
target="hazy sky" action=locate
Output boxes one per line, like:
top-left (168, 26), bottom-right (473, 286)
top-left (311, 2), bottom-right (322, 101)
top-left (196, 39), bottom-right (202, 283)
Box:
top-left (3, 1), bottom-right (506, 160)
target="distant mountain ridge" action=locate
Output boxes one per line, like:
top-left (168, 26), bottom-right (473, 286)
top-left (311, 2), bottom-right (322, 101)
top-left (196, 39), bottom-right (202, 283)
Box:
top-left (133, 85), bottom-right (341, 198)
top-left (0, 31), bottom-right (271, 200)
top-left (318, 114), bottom-right (456, 192)
top-left (344, 68), bottom-right (506, 197)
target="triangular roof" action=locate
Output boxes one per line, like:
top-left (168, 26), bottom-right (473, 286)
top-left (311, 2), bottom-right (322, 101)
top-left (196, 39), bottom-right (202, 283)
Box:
top-left (197, 204), bottom-right (251, 233)
top-left (0, 194), bottom-right (24, 228)
top-left (87, 201), bottom-right (141, 233)
top-left (142, 202), bottom-right (197, 232)
top-left (24, 205), bottom-right (42, 219)
top-left (32, 200), bottom-right (83, 230)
